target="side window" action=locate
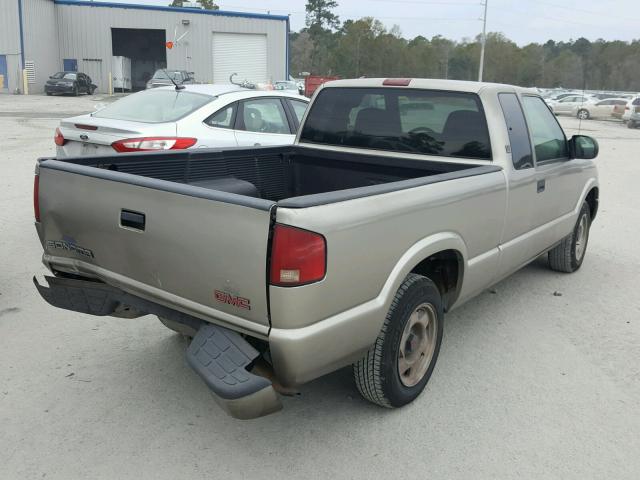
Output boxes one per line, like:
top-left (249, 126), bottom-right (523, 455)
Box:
top-left (522, 96), bottom-right (568, 163)
top-left (239, 98), bottom-right (290, 134)
top-left (204, 104), bottom-right (236, 129)
top-left (498, 93), bottom-right (533, 170)
top-left (288, 99), bottom-right (308, 124)
top-left (632, 98), bottom-right (640, 106)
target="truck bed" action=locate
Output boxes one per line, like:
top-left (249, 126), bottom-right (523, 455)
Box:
top-left (41, 145), bottom-right (499, 208)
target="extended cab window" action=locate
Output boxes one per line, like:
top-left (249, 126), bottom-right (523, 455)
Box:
top-left (498, 93), bottom-right (533, 170)
top-left (521, 96), bottom-right (568, 163)
top-left (300, 87), bottom-right (491, 160)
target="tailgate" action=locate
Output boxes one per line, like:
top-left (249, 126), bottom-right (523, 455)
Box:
top-left (36, 161), bottom-right (275, 332)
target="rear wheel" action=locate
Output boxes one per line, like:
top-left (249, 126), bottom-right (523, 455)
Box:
top-left (72, 85), bottom-right (79, 96)
top-left (353, 274), bottom-right (443, 408)
top-left (548, 201), bottom-right (591, 273)
top-left (577, 109), bottom-right (590, 120)
top-left (628, 120), bottom-right (637, 129)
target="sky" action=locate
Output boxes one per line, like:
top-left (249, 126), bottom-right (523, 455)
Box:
top-left (104, 0), bottom-right (639, 45)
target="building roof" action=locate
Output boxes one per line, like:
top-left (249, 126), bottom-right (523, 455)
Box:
top-left (53, 0), bottom-right (289, 21)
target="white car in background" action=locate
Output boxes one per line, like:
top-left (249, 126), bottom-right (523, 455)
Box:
top-left (621, 96), bottom-right (640, 122)
top-left (547, 94), bottom-right (595, 116)
top-left (54, 85), bottom-right (309, 157)
top-left (571, 98), bottom-right (629, 120)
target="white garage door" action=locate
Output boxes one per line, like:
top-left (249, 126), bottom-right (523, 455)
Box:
top-left (213, 33), bottom-right (268, 84)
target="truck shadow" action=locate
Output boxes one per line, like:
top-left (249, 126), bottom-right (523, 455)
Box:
top-left (128, 252), bottom-right (595, 449)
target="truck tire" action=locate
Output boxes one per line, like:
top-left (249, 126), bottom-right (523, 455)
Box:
top-left (353, 274), bottom-right (443, 408)
top-left (158, 316), bottom-right (197, 337)
top-left (548, 201), bottom-right (591, 273)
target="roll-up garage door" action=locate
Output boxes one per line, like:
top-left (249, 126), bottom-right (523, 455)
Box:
top-left (213, 33), bottom-right (268, 84)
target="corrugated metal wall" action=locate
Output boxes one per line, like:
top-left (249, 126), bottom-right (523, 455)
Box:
top-left (22, 0), bottom-right (60, 93)
top-left (55, 3), bottom-right (287, 94)
top-left (0, 0), bottom-right (22, 93)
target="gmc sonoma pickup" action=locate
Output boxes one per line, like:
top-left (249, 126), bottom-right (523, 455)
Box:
top-left (33, 79), bottom-right (599, 419)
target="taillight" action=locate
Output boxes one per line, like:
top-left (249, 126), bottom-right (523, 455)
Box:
top-left (34, 175), bottom-right (40, 222)
top-left (111, 137), bottom-right (197, 152)
top-left (270, 224), bottom-right (326, 286)
top-left (54, 127), bottom-right (66, 146)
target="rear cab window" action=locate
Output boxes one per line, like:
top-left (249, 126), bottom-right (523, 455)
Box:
top-left (299, 87), bottom-right (492, 160)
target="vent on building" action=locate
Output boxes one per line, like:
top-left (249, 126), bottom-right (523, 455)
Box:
top-left (25, 61), bottom-right (36, 84)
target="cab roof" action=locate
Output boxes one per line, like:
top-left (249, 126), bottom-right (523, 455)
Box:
top-left (321, 78), bottom-right (537, 95)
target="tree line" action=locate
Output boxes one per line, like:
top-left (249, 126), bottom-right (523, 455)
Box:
top-left (292, 1), bottom-right (640, 92)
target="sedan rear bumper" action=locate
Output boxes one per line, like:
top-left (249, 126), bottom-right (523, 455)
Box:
top-left (45, 84), bottom-right (75, 94)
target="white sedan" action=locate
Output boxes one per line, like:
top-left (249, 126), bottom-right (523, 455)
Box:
top-left (570, 98), bottom-right (629, 120)
top-left (54, 85), bottom-right (309, 157)
top-left (547, 94), bottom-right (595, 116)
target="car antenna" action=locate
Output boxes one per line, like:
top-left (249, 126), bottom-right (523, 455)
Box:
top-left (164, 69), bottom-right (185, 91)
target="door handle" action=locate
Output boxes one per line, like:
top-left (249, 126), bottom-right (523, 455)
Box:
top-left (537, 179), bottom-right (546, 193)
top-left (120, 209), bottom-right (146, 231)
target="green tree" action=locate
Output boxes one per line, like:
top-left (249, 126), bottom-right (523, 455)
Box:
top-left (303, 0), bottom-right (341, 74)
top-left (306, 0), bottom-right (340, 33)
top-left (289, 12), bottom-right (640, 91)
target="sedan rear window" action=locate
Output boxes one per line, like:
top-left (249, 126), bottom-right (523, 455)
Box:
top-left (300, 87), bottom-right (491, 160)
top-left (93, 90), bottom-right (213, 123)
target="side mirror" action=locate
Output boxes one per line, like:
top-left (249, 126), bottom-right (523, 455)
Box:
top-left (569, 135), bottom-right (598, 160)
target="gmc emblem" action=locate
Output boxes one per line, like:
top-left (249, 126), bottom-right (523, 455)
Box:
top-left (214, 290), bottom-right (251, 310)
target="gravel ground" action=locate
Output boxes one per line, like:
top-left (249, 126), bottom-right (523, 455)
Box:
top-left (1, 94), bottom-right (639, 480)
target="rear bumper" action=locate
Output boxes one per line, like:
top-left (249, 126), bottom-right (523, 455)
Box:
top-left (33, 275), bottom-right (282, 419)
top-left (45, 84), bottom-right (74, 93)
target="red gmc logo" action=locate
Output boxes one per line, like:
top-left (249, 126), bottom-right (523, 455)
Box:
top-left (214, 290), bottom-right (251, 310)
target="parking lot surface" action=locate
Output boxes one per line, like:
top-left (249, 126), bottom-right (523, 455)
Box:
top-left (1, 94), bottom-right (639, 479)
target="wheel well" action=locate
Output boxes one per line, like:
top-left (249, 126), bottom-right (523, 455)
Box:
top-left (410, 249), bottom-right (462, 311)
top-left (586, 187), bottom-right (599, 220)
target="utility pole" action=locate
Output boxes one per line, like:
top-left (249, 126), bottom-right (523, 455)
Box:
top-left (478, 0), bottom-right (488, 82)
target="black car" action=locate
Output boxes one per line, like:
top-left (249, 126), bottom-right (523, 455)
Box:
top-left (45, 71), bottom-right (96, 96)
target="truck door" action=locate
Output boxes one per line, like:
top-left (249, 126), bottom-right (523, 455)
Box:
top-left (521, 95), bottom-right (585, 246)
top-left (496, 92), bottom-right (542, 275)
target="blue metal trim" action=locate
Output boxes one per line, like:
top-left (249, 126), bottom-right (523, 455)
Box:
top-left (52, 0), bottom-right (289, 21)
top-left (285, 15), bottom-right (290, 80)
top-left (17, 0), bottom-right (25, 68)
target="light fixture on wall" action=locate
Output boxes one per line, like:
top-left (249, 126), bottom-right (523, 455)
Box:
top-left (182, 19), bottom-right (190, 26)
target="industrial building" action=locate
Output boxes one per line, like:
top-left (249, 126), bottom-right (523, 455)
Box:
top-left (0, 0), bottom-right (290, 94)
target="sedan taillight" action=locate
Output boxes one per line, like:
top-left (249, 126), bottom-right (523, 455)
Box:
top-left (111, 137), bottom-right (197, 152)
top-left (54, 127), bottom-right (66, 146)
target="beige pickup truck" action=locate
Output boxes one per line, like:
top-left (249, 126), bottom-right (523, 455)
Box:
top-left (33, 78), bottom-right (599, 419)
